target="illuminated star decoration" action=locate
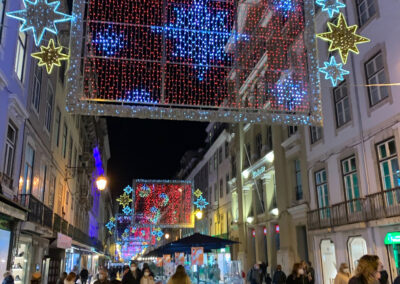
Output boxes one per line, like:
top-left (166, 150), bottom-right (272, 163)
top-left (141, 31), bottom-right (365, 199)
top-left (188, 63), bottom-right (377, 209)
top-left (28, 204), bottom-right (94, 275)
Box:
top-left (122, 89), bottom-right (158, 104)
top-left (6, 0), bottom-right (73, 46)
top-left (122, 230), bottom-right (129, 240)
top-left (319, 57), bottom-right (350, 87)
top-left (92, 25), bottom-right (125, 56)
top-left (117, 193), bottom-right (132, 208)
top-left (122, 206), bottom-right (132, 215)
top-left (139, 185), bottom-right (151, 198)
top-left (315, 0), bottom-right (346, 18)
top-left (123, 185), bottom-right (133, 195)
top-left (194, 196), bottom-right (209, 210)
top-left (316, 13), bottom-right (370, 64)
top-left (159, 193), bottom-right (169, 207)
top-left (194, 189), bottom-right (203, 198)
top-left (110, 217), bottom-right (115, 222)
top-left (31, 39), bottom-right (69, 74)
top-left (153, 0), bottom-right (248, 81)
top-left (105, 221), bottom-right (115, 231)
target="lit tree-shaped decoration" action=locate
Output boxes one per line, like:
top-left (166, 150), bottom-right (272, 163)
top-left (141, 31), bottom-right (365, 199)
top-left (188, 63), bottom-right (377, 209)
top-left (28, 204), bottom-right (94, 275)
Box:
top-left (194, 196), bottom-right (209, 210)
top-left (117, 193), bottom-right (132, 208)
top-left (319, 57), bottom-right (350, 87)
top-left (6, 0), bottom-right (73, 46)
top-left (316, 13), bottom-right (370, 64)
top-left (315, 0), bottom-right (346, 18)
top-left (31, 39), bottom-right (69, 74)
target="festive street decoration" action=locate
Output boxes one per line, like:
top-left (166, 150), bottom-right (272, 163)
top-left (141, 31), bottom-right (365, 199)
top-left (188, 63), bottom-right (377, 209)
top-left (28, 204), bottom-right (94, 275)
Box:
top-left (110, 217), bottom-right (115, 222)
top-left (31, 39), bottom-right (69, 74)
top-left (122, 89), bottom-right (158, 104)
top-left (159, 193), bottom-right (169, 207)
top-left (315, 0), bottom-right (345, 18)
top-left (92, 25), bottom-right (126, 56)
top-left (273, 0), bottom-right (297, 17)
top-left (123, 185), bottom-right (133, 195)
top-left (7, 0), bottom-right (73, 46)
top-left (194, 189), bottom-right (203, 198)
top-left (138, 184), bottom-right (151, 198)
top-left (316, 13), bottom-right (370, 64)
top-left (116, 193), bottom-right (132, 208)
top-left (122, 206), bottom-right (132, 215)
top-left (151, 227), bottom-right (164, 241)
top-left (194, 196), bottom-right (209, 210)
top-left (105, 220), bottom-right (115, 231)
top-left (319, 57), bottom-right (350, 87)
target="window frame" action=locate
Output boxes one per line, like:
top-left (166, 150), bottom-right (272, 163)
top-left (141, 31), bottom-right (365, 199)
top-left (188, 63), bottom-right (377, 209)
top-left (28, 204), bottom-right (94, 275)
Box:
top-left (22, 143), bottom-right (35, 194)
top-left (0, 0), bottom-right (6, 44)
top-left (365, 51), bottom-right (389, 107)
top-left (294, 159), bottom-right (302, 200)
top-left (376, 138), bottom-right (399, 191)
top-left (62, 123), bottom-right (68, 158)
top-left (356, 0), bottom-right (377, 27)
top-left (256, 133), bottom-right (262, 159)
top-left (315, 169), bottom-right (329, 209)
top-left (44, 82), bottom-right (54, 132)
top-left (4, 121), bottom-right (17, 179)
top-left (310, 126), bottom-right (323, 144)
top-left (54, 107), bottom-right (61, 147)
top-left (333, 81), bottom-right (351, 128)
top-left (14, 31), bottom-right (27, 82)
top-left (31, 62), bottom-right (42, 113)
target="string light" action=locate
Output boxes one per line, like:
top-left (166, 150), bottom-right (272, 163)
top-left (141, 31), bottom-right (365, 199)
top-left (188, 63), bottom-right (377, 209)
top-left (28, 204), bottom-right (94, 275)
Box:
top-left (7, 0), bottom-right (73, 46)
top-left (315, 0), bottom-right (346, 18)
top-left (122, 206), bottom-right (132, 215)
top-left (316, 13), bottom-right (370, 64)
top-left (123, 185), bottom-right (133, 195)
top-left (31, 39), bottom-right (69, 74)
top-left (194, 196), bottom-right (209, 210)
top-left (116, 193), bottom-right (132, 208)
top-left (194, 189), bottom-right (203, 198)
top-left (92, 25), bottom-right (126, 56)
top-left (319, 57), bottom-right (349, 87)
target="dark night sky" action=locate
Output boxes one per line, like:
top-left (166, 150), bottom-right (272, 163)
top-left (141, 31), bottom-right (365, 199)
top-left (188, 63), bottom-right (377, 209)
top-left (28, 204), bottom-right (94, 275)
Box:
top-left (106, 118), bottom-right (208, 197)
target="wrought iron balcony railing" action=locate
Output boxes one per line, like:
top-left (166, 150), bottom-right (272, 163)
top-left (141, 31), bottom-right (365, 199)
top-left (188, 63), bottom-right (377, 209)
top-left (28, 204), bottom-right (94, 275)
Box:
top-left (19, 194), bottom-right (53, 229)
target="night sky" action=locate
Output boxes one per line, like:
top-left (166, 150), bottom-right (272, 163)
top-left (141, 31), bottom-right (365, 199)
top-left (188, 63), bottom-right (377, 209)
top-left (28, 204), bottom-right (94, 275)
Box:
top-left (107, 118), bottom-right (208, 197)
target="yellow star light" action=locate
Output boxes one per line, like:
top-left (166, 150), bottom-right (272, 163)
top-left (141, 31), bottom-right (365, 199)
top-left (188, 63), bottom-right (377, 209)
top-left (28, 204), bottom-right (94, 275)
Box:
top-left (116, 193), bottom-right (132, 208)
top-left (316, 13), bottom-right (370, 64)
top-left (194, 189), bottom-right (203, 198)
top-left (31, 39), bottom-right (69, 74)
top-left (110, 217), bottom-right (115, 222)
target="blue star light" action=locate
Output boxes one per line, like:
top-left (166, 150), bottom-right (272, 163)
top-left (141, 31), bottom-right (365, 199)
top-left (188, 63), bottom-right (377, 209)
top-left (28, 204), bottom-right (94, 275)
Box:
top-left (105, 221), bottom-right (115, 231)
top-left (122, 206), bottom-right (132, 215)
top-left (319, 57), bottom-right (350, 87)
top-left (122, 89), bottom-right (158, 104)
top-left (194, 196), bottom-right (209, 210)
top-left (123, 185), bottom-right (133, 195)
top-left (7, 0), bottom-right (73, 46)
top-left (153, 0), bottom-right (248, 81)
top-left (92, 25), bottom-right (125, 56)
top-left (315, 0), bottom-right (346, 18)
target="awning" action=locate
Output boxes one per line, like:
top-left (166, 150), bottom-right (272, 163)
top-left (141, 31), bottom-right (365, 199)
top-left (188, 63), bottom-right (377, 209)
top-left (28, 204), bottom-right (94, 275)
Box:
top-left (0, 193), bottom-right (28, 221)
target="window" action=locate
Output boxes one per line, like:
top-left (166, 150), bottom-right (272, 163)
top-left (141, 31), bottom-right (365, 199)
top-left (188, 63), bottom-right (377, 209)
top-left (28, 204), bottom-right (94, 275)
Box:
top-left (356, 0), bottom-right (376, 26)
top-left (220, 179), bottom-right (223, 198)
top-left (226, 174), bottom-right (230, 195)
top-left (73, 147), bottom-right (77, 168)
top-left (54, 108), bottom-right (61, 147)
top-left (48, 174), bottom-right (55, 207)
top-left (45, 83), bottom-right (54, 131)
top-left (266, 126), bottom-right (272, 151)
top-left (377, 138), bottom-right (400, 195)
top-left (32, 63), bottom-right (42, 113)
top-left (225, 142), bottom-right (229, 158)
top-left (244, 143), bottom-right (251, 168)
top-left (334, 81), bottom-right (351, 127)
top-left (214, 152), bottom-right (218, 170)
top-left (342, 156), bottom-right (361, 212)
top-left (214, 183), bottom-right (217, 202)
top-left (4, 122), bottom-right (17, 179)
top-left (365, 52), bottom-right (388, 106)
top-left (288, 126), bottom-right (298, 137)
top-left (231, 155), bottom-right (236, 176)
top-left (255, 179), bottom-right (265, 215)
top-left (68, 137), bottom-right (73, 166)
top-left (218, 147), bottom-right (223, 164)
top-left (310, 126), bottom-right (323, 144)
top-left (39, 164), bottom-right (47, 202)
top-left (0, 0), bottom-right (6, 43)
top-left (15, 31), bottom-right (27, 81)
top-left (22, 144), bottom-right (35, 194)
top-left (294, 160), bottom-right (302, 200)
top-left (315, 169), bottom-right (329, 218)
top-left (256, 133), bottom-right (262, 159)
top-left (62, 123), bottom-right (68, 158)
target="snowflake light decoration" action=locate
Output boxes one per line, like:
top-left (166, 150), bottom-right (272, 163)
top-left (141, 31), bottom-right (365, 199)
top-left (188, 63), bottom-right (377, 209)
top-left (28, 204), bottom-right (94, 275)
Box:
top-left (105, 221), bottom-right (115, 231)
top-left (31, 39), bottom-right (69, 74)
top-left (316, 13), bottom-right (370, 64)
top-left (122, 231), bottom-right (129, 240)
top-left (6, 0), bottom-right (73, 46)
top-left (159, 193), bottom-right (169, 207)
top-left (92, 25), bottom-right (126, 56)
top-left (139, 185), bottom-right (151, 198)
top-left (319, 57), bottom-right (350, 87)
top-left (152, 227), bottom-right (164, 241)
top-left (315, 0), bottom-right (346, 18)
top-left (123, 185), bottom-right (133, 195)
top-left (149, 207), bottom-right (161, 224)
top-left (194, 196), bottom-right (209, 210)
top-left (117, 193), bottom-right (132, 208)
top-left (122, 206), bottom-right (133, 215)
top-left (194, 189), bottom-right (203, 198)
top-left (153, 0), bottom-right (248, 81)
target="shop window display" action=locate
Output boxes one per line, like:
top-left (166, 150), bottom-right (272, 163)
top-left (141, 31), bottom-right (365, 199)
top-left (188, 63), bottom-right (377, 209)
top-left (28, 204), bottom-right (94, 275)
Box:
top-left (348, 237), bottom-right (367, 273)
top-left (320, 239), bottom-right (337, 284)
top-left (0, 229), bottom-right (11, 279)
top-left (12, 243), bottom-right (30, 284)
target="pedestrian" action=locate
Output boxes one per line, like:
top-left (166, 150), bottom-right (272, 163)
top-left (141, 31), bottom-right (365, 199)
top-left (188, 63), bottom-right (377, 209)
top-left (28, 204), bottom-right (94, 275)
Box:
top-left (140, 268), bottom-right (154, 284)
top-left (56, 272), bottom-right (68, 284)
top-left (273, 265), bottom-right (286, 284)
top-left (94, 268), bottom-right (110, 284)
top-left (31, 272), bottom-right (41, 284)
top-left (394, 274), bottom-right (400, 284)
top-left (65, 272), bottom-right (77, 284)
top-left (110, 270), bottom-right (121, 284)
top-left (167, 265), bottom-right (191, 284)
top-left (247, 263), bottom-right (262, 284)
top-left (122, 262), bottom-right (141, 284)
top-left (2, 271), bottom-right (14, 284)
top-left (80, 268), bottom-right (89, 284)
top-left (142, 264), bottom-right (154, 278)
top-left (286, 263), bottom-right (309, 284)
top-left (213, 263), bottom-right (221, 282)
top-left (260, 262), bottom-right (267, 282)
top-left (334, 263), bottom-right (350, 284)
top-left (349, 255), bottom-right (380, 284)
top-left (266, 273), bottom-right (272, 284)
top-left (306, 262), bottom-right (315, 284)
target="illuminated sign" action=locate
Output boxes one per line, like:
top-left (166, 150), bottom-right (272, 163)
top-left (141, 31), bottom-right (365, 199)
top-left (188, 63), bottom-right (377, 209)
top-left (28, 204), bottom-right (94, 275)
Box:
top-left (252, 166), bottom-right (266, 179)
top-left (384, 232), bottom-right (400, 245)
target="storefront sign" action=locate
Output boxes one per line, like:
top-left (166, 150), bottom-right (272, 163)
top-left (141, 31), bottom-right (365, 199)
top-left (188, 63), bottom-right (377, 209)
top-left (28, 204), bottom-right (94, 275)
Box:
top-left (163, 254), bottom-right (171, 263)
top-left (384, 232), bottom-right (400, 245)
top-left (252, 166), bottom-right (266, 179)
top-left (156, 257), bottom-right (163, 267)
top-left (175, 252), bottom-right (184, 265)
top-left (191, 247), bottom-right (204, 266)
top-left (56, 233), bottom-right (72, 249)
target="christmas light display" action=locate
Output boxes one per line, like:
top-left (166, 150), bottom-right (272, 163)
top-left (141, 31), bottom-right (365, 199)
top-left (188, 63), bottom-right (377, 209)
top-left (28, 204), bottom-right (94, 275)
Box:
top-left (194, 196), bottom-right (209, 210)
top-left (151, 227), bottom-right (164, 241)
top-left (123, 185), bottom-right (133, 195)
top-left (105, 220), bottom-right (115, 231)
top-left (194, 189), bottom-right (203, 198)
top-left (66, 0), bottom-right (322, 125)
top-left (316, 13), bottom-right (370, 64)
top-left (315, 0), bottom-right (345, 18)
top-left (319, 57), bottom-right (349, 87)
top-left (7, 0), bottom-right (73, 46)
top-left (116, 193), bottom-right (132, 208)
top-left (138, 184), bottom-right (151, 198)
top-left (159, 193), bottom-right (169, 207)
top-left (31, 39), bottom-right (69, 74)
top-left (122, 206), bottom-right (132, 215)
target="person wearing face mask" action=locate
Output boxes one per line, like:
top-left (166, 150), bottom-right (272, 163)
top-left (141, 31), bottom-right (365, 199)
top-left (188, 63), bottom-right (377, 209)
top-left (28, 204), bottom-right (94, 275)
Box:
top-left (94, 268), bottom-right (110, 284)
top-left (334, 263), bottom-right (351, 284)
top-left (122, 263), bottom-right (141, 284)
top-left (140, 268), bottom-right (154, 284)
top-left (349, 255), bottom-right (380, 284)
top-left (286, 263), bottom-right (310, 284)
top-left (247, 263), bottom-right (262, 284)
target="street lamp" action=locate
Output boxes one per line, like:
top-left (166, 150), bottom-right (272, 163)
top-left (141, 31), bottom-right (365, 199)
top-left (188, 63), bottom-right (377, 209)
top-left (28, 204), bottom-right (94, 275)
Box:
top-left (96, 175), bottom-right (108, 191)
top-left (195, 210), bottom-right (203, 220)
top-left (165, 233), bottom-right (170, 240)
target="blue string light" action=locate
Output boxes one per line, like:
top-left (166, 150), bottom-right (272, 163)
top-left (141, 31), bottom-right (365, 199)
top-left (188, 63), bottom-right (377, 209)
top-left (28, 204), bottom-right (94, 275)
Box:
top-left (318, 57), bottom-right (349, 87)
top-left (194, 196), bottom-right (209, 210)
top-left (273, 0), bottom-right (296, 17)
top-left (273, 74), bottom-right (307, 111)
top-left (315, 0), bottom-right (346, 18)
top-left (7, 0), bottom-right (73, 46)
top-left (123, 185), bottom-right (133, 195)
top-left (122, 206), bottom-right (132, 215)
top-left (92, 25), bottom-right (125, 56)
top-left (121, 89), bottom-right (158, 104)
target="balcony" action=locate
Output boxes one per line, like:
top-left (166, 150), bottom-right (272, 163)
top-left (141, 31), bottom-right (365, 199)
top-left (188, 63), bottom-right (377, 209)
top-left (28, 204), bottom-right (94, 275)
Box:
top-left (19, 194), bottom-right (53, 229)
top-left (308, 187), bottom-right (400, 230)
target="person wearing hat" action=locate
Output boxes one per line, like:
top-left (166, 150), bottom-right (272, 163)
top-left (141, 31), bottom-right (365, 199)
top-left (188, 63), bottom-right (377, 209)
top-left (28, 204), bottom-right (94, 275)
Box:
top-left (31, 272), bottom-right (41, 284)
top-left (334, 263), bottom-right (350, 284)
top-left (2, 271), bottom-right (14, 284)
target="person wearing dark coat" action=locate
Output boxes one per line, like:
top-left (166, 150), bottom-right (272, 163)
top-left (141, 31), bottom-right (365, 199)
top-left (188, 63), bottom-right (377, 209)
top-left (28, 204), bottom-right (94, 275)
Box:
top-left (273, 265), bottom-right (286, 284)
top-left (394, 275), bottom-right (400, 284)
top-left (122, 263), bottom-right (142, 284)
top-left (2, 272), bottom-right (13, 284)
top-left (379, 270), bottom-right (388, 284)
top-left (80, 268), bottom-right (89, 284)
top-left (349, 255), bottom-right (380, 284)
top-left (286, 263), bottom-right (309, 284)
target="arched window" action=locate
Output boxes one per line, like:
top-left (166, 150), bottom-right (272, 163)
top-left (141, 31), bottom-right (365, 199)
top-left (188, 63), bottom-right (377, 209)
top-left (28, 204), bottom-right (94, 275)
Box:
top-left (348, 237), bottom-right (367, 272)
top-left (320, 239), bottom-right (337, 284)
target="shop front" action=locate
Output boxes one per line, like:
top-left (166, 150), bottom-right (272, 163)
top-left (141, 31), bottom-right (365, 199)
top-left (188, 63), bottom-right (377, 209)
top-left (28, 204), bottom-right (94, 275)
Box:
top-left (384, 232), bottom-right (400, 280)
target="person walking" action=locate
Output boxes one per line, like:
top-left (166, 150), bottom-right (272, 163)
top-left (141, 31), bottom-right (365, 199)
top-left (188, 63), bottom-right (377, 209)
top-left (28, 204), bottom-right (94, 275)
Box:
top-left (56, 272), bottom-right (68, 284)
top-left (122, 262), bottom-right (142, 284)
top-left (110, 270), bottom-right (121, 284)
top-left (140, 268), bottom-right (154, 284)
top-left (94, 268), bottom-right (110, 284)
top-left (80, 268), bottom-right (89, 284)
top-left (394, 274), bottom-right (400, 284)
top-left (334, 263), bottom-right (350, 284)
top-left (31, 272), bottom-right (41, 284)
top-left (65, 272), bottom-right (77, 284)
top-left (286, 263), bottom-right (309, 284)
top-left (167, 265), bottom-right (191, 284)
top-left (247, 263), bottom-right (262, 284)
top-left (2, 272), bottom-right (14, 284)
top-left (306, 262), bottom-right (315, 284)
top-left (273, 265), bottom-right (286, 284)
top-left (266, 273), bottom-right (272, 284)
top-left (349, 255), bottom-right (380, 284)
